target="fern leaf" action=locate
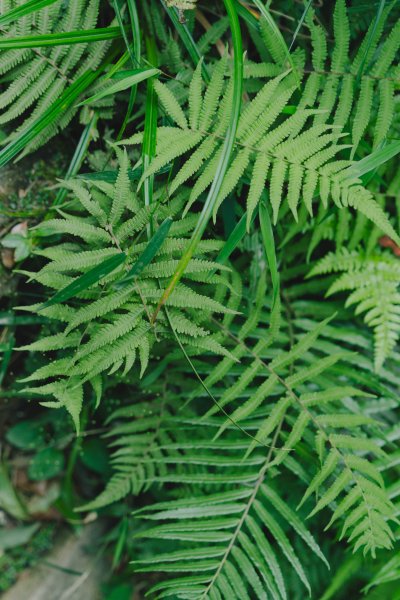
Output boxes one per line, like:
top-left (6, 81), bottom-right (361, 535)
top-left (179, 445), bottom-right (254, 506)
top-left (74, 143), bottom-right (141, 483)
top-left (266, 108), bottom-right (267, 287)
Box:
top-left (331, 0), bottom-right (350, 72)
top-left (351, 77), bottom-right (374, 158)
top-left (246, 153), bottom-right (270, 230)
top-left (154, 79), bottom-right (188, 129)
top-left (199, 53), bottom-right (227, 131)
top-left (110, 147), bottom-right (131, 226)
top-left (189, 58), bottom-right (203, 129)
top-left (270, 161), bottom-right (287, 224)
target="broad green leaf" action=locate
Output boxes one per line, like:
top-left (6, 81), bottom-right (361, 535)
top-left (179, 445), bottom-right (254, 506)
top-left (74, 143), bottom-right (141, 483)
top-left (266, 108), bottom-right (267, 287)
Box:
top-left (28, 448), bottom-right (65, 480)
top-left (6, 420), bottom-right (46, 450)
top-left (0, 524), bottom-right (40, 551)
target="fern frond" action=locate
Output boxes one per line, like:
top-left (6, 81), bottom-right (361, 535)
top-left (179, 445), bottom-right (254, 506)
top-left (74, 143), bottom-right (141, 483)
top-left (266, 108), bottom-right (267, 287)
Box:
top-left (20, 152), bottom-right (234, 424)
top-left (128, 49), bottom-right (398, 241)
top-left (154, 79), bottom-right (188, 129)
top-left (310, 250), bottom-right (400, 369)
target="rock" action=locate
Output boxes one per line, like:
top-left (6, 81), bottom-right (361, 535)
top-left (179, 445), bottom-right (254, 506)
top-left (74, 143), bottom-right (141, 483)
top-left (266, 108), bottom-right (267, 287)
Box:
top-left (2, 522), bottom-right (107, 600)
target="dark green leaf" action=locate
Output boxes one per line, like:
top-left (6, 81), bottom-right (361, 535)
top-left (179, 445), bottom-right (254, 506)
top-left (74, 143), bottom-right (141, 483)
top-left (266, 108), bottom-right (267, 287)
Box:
top-left (28, 448), bottom-right (65, 480)
top-left (6, 421), bottom-right (46, 450)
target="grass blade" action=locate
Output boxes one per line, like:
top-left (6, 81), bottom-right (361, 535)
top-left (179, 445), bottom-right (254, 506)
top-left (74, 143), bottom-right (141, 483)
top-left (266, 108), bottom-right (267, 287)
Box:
top-left (345, 140), bottom-right (400, 179)
top-left (116, 0), bottom-right (142, 140)
top-left (115, 217), bottom-right (173, 288)
top-left (207, 208), bottom-right (257, 280)
top-left (151, 0), bottom-right (243, 323)
top-left (288, 0), bottom-right (313, 52)
top-left (161, 1), bottom-right (210, 82)
top-left (0, 0), bottom-right (58, 26)
top-left (0, 332), bottom-right (15, 387)
top-left (142, 37), bottom-right (159, 237)
top-left (252, 0), bottom-right (300, 87)
top-left (234, 0), bottom-right (259, 29)
top-left (113, 0), bottom-right (136, 66)
top-left (79, 68), bottom-right (159, 106)
top-left (39, 253), bottom-right (127, 310)
top-left (356, 0), bottom-right (386, 80)
top-left (77, 165), bottom-right (171, 183)
top-left (0, 27), bottom-right (123, 49)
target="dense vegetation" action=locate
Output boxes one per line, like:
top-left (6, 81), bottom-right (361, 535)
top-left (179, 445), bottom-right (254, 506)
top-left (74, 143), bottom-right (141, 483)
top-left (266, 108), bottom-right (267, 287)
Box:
top-left (1, 0), bottom-right (400, 597)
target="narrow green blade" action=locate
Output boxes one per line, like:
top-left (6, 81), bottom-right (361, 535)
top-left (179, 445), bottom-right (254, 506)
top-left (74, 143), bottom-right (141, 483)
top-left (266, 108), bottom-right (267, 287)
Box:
top-left (39, 253), bottom-right (127, 309)
top-left (252, 0), bottom-right (300, 87)
top-left (0, 27), bottom-right (122, 49)
top-left (259, 199), bottom-right (279, 308)
top-left (115, 217), bottom-right (173, 288)
top-left (346, 141), bottom-right (400, 179)
top-left (151, 0), bottom-right (243, 322)
top-left (161, 0), bottom-right (210, 82)
top-left (54, 113), bottom-right (98, 205)
top-left (0, 0), bottom-right (58, 26)
top-left (80, 68), bottom-right (159, 106)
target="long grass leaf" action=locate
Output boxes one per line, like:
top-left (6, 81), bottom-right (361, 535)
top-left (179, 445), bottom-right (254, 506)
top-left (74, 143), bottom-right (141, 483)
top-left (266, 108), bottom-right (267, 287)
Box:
top-left (39, 253), bottom-right (127, 310)
top-left (79, 68), bottom-right (159, 105)
top-left (151, 0), bottom-right (243, 323)
top-left (0, 27), bottom-right (123, 49)
top-left (115, 218), bottom-right (173, 288)
top-left (161, 1), bottom-right (210, 82)
top-left (54, 113), bottom-right (99, 206)
top-left (0, 0), bottom-right (58, 26)
top-left (259, 198), bottom-right (279, 308)
top-left (346, 140), bottom-right (400, 178)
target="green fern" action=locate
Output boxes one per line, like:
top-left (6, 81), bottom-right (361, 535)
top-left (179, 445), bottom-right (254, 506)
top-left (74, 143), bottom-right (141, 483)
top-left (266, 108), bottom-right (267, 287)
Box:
top-left (309, 249), bottom-right (400, 370)
top-left (81, 277), bottom-right (397, 600)
top-left (7, 3), bottom-right (400, 597)
top-left (121, 5), bottom-right (399, 243)
top-left (17, 150), bottom-right (234, 429)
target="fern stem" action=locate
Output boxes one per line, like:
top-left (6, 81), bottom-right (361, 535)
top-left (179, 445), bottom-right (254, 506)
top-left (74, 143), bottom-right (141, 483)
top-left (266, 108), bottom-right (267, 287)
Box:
top-left (200, 418), bottom-right (285, 598)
